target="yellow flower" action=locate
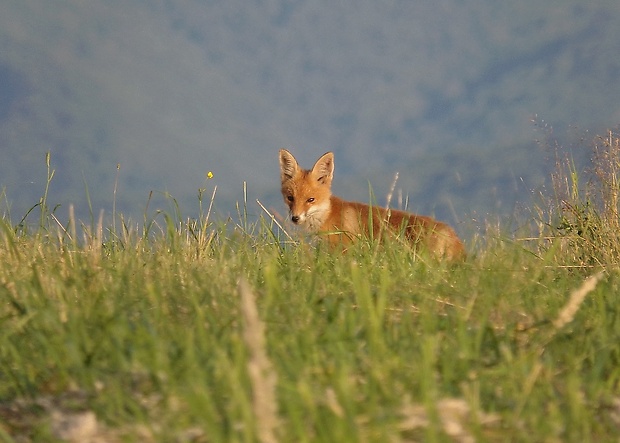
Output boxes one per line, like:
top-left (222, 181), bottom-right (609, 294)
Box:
top-left (207, 171), bottom-right (214, 179)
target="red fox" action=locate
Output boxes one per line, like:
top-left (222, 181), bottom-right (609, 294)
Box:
top-left (279, 149), bottom-right (466, 261)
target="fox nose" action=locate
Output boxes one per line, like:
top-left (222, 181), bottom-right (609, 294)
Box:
top-left (291, 215), bottom-right (300, 224)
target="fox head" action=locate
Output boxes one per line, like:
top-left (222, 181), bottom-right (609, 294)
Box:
top-left (279, 149), bottom-right (334, 232)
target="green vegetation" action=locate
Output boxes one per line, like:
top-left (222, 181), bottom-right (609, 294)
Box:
top-left (2, 133), bottom-right (620, 442)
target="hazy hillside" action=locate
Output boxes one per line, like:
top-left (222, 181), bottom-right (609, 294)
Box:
top-left (1, 0), bottom-right (619, 226)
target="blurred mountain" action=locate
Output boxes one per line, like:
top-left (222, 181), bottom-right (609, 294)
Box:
top-left (1, 0), bottom-right (619, 229)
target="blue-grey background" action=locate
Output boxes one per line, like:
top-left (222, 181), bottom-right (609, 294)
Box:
top-left (1, 1), bottom-right (619, 229)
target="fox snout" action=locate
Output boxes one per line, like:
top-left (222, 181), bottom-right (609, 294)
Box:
top-left (284, 198), bottom-right (306, 224)
top-left (289, 210), bottom-right (307, 225)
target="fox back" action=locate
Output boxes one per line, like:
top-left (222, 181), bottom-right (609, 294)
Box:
top-left (279, 149), bottom-right (466, 261)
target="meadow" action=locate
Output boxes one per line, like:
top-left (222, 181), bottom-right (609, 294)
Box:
top-left (1, 133), bottom-right (620, 442)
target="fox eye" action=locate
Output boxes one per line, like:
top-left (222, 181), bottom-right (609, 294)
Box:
top-left (287, 195), bottom-right (294, 202)
top-left (307, 198), bottom-right (315, 203)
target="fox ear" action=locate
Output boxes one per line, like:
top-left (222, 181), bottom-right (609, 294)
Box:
top-left (311, 152), bottom-right (334, 185)
top-left (279, 149), bottom-right (299, 182)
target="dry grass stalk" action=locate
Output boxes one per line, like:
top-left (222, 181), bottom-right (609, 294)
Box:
top-left (553, 271), bottom-right (605, 330)
top-left (385, 171), bottom-right (399, 210)
top-left (238, 278), bottom-right (279, 443)
top-left (594, 131), bottom-right (620, 230)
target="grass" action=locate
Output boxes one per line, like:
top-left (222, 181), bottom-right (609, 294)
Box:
top-left (2, 132), bottom-right (620, 442)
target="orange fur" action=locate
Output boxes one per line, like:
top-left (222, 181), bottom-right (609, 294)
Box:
top-left (279, 149), bottom-right (466, 261)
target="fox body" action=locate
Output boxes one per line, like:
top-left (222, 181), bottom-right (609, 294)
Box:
top-left (279, 149), bottom-right (466, 261)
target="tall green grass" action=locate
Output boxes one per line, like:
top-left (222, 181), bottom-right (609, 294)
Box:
top-left (545, 131), bottom-right (620, 267)
top-left (1, 134), bottom-right (620, 442)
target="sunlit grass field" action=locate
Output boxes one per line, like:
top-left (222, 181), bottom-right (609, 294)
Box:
top-left (2, 133), bottom-right (620, 442)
